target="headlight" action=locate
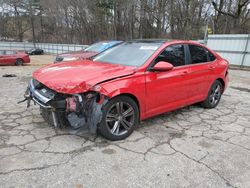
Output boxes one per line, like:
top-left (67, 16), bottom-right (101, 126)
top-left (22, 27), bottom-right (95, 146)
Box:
top-left (62, 56), bottom-right (80, 62)
top-left (92, 85), bottom-right (101, 91)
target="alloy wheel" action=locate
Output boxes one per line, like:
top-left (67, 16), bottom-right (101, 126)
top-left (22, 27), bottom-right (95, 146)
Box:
top-left (16, 59), bottom-right (23, 66)
top-left (209, 84), bottom-right (221, 105)
top-left (105, 101), bottom-right (135, 136)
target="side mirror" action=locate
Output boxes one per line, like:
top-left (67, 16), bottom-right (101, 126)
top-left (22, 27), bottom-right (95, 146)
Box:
top-left (150, 61), bottom-right (173, 72)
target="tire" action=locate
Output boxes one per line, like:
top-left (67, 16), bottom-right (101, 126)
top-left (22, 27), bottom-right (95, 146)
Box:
top-left (98, 96), bottom-right (139, 141)
top-left (15, 59), bottom-right (24, 66)
top-left (201, 80), bottom-right (223, 108)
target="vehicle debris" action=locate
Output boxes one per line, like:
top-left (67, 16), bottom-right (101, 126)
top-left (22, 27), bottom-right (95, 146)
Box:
top-left (2, 74), bottom-right (17, 77)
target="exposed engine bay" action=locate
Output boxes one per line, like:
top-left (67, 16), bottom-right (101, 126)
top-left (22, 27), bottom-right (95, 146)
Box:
top-left (21, 79), bottom-right (108, 133)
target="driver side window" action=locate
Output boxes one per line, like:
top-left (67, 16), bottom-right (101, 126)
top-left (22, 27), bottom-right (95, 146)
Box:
top-left (155, 44), bottom-right (185, 67)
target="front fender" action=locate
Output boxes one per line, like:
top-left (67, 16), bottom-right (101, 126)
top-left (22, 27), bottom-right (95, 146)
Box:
top-left (93, 75), bottom-right (147, 120)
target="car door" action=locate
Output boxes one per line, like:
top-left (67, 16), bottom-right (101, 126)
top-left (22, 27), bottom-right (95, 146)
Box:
top-left (4, 50), bottom-right (17, 65)
top-left (185, 44), bottom-right (217, 103)
top-left (145, 44), bottom-right (190, 117)
top-left (0, 51), bottom-right (5, 64)
top-left (0, 50), bottom-right (13, 65)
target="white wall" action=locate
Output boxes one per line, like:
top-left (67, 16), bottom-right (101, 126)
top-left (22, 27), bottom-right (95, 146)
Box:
top-left (207, 34), bottom-right (250, 66)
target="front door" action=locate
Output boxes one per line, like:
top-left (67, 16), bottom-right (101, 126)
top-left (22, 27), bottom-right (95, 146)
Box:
top-left (145, 44), bottom-right (190, 117)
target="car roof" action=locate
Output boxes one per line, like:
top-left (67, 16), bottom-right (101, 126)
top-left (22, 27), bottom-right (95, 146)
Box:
top-left (129, 39), bottom-right (170, 43)
top-left (127, 39), bottom-right (205, 46)
top-left (100, 40), bottom-right (123, 44)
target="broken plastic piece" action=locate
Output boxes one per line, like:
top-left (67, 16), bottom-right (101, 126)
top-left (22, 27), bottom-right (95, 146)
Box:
top-left (66, 97), bottom-right (78, 112)
top-left (67, 113), bottom-right (87, 129)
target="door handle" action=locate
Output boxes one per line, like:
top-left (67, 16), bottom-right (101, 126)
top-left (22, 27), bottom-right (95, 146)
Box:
top-left (180, 70), bottom-right (189, 76)
top-left (209, 65), bottom-right (215, 70)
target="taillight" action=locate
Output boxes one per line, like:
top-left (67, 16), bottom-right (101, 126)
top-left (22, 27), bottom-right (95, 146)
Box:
top-left (225, 67), bottom-right (229, 77)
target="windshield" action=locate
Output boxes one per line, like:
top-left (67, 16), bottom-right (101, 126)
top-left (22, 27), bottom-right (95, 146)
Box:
top-left (93, 42), bottom-right (162, 66)
top-left (84, 42), bottom-right (110, 53)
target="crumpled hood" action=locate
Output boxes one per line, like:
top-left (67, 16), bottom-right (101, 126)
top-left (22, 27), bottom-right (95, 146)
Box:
top-left (58, 51), bottom-right (97, 59)
top-left (33, 60), bottom-right (136, 94)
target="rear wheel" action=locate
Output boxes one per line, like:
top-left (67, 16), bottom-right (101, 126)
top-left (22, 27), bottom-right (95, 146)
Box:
top-left (98, 96), bottom-right (139, 141)
top-left (15, 59), bottom-right (23, 66)
top-left (201, 80), bottom-right (223, 108)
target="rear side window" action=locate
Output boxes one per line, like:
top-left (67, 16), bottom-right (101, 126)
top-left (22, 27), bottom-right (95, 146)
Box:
top-left (189, 45), bottom-right (216, 64)
top-left (156, 44), bottom-right (185, 67)
top-left (208, 51), bottom-right (216, 61)
top-left (0, 51), bottom-right (4, 55)
top-left (5, 51), bottom-right (16, 55)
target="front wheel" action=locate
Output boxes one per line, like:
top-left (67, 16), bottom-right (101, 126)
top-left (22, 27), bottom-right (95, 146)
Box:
top-left (98, 96), bottom-right (139, 141)
top-left (201, 80), bottom-right (223, 108)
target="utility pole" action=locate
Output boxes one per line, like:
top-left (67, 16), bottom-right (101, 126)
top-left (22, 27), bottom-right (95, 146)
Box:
top-left (204, 3), bottom-right (215, 44)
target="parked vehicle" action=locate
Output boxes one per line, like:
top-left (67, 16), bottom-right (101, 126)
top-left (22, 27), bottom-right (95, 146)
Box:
top-left (54, 40), bottom-right (123, 63)
top-left (26, 48), bottom-right (44, 55)
top-left (0, 50), bottom-right (30, 65)
top-left (23, 40), bottom-right (229, 140)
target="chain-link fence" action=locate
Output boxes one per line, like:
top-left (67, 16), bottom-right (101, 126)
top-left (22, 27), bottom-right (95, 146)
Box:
top-left (0, 42), bottom-right (88, 54)
top-left (1, 36), bottom-right (250, 67)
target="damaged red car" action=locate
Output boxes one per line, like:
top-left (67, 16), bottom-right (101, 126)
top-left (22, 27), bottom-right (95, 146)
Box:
top-left (24, 40), bottom-right (229, 140)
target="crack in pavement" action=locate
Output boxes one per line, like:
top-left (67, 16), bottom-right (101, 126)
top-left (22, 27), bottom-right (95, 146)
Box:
top-left (168, 142), bottom-right (237, 188)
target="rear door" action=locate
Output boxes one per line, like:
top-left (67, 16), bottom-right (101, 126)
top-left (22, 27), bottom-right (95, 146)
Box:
top-left (145, 44), bottom-right (190, 117)
top-left (185, 44), bottom-right (217, 103)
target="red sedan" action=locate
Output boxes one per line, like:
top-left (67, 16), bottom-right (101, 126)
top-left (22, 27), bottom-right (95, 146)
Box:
top-left (0, 50), bottom-right (30, 65)
top-left (24, 40), bottom-right (229, 140)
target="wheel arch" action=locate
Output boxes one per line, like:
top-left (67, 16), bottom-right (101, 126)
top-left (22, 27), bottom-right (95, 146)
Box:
top-left (205, 77), bottom-right (226, 98)
top-left (216, 78), bottom-right (225, 91)
top-left (97, 79), bottom-right (146, 119)
top-left (108, 93), bottom-right (141, 120)
top-left (16, 58), bottom-right (24, 61)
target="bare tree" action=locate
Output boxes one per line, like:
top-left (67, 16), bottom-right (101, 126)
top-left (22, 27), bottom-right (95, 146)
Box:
top-left (212, 0), bottom-right (250, 33)
top-left (0, 0), bottom-right (249, 43)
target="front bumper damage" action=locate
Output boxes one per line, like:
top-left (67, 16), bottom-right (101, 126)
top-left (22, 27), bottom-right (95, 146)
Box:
top-left (21, 79), bottom-right (108, 133)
